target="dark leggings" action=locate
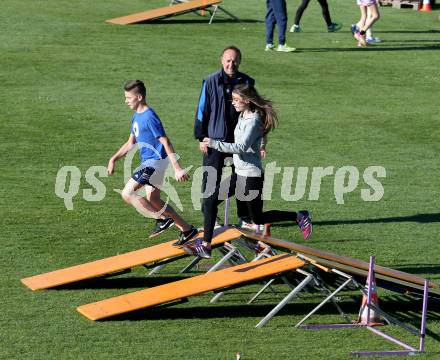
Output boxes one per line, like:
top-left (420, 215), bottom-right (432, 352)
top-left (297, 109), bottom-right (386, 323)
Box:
top-left (235, 174), bottom-right (296, 226)
top-left (294, 0), bottom-right (332, 27)
top-left (201, 149), bottom-right (248, 244)
top-left (202, 151), bottom-right (297, 244)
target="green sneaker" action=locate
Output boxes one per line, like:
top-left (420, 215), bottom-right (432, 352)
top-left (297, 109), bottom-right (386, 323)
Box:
top-left (327, 22), bottom-right (342, 32)
top-left (290, 24), bottom-right (301, 33)
top-left (276, 44), bottom-right (296, 52)
top-left (265, 43), bottom-right (275, 51)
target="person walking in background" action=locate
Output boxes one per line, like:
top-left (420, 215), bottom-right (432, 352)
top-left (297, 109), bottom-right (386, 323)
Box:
top-left (265, 0), bottom-right (296, 52)
top-left (351, 6), bottom-right (381, 44)
top-left (290, 0), bottom-right (342, 33)
top-left (107, 80), bottom-right (198, 243)
top-left (352, 0), bottom-right (380, 46)
top-left (184, 84), bottom-right (313, 259)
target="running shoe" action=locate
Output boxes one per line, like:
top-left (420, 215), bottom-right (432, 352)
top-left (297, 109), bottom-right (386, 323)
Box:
top-left (265, 43), bottom-right (275, 51)
top-left (289, 24), bottom-right (301, 33)
top-left (238, 218), bottom-right (264, 232)
top-left (327, 22), bottom-right (342, 32)
top-left (366, 36), bottom-right (381, 44)
top-left (149, 217), bottom-right (175, 238)
top-left (276, 44), bottom-right (296, 52)
top-left (297, 210), bottom-right (313, 240)
top-left (183, 239), bottom-right (211, 259)
top-left (172, 226), bottom-right (199, 247)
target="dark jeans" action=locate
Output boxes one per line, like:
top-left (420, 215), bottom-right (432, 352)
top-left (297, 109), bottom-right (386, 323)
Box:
top-left (265, 0), bottom-right (288, 45)
top-left (294, 0), bottom-right (332, 27)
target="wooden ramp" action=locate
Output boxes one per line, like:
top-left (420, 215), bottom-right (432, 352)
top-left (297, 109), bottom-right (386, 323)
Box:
top-left (77, 254), bottom-right (305, 320)
top-left (106, 0), bottom-right (226, 25)
top-left (21, 227), bottom-right (241, 291)
top-left (238, 229), bottom-right (439, 293)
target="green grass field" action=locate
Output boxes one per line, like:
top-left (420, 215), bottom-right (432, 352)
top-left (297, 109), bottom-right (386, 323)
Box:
top-left (1, 0), bottom-right (440, 358)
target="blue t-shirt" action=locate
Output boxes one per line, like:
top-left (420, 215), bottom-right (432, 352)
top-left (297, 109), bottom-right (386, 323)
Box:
top-left (131, 108), bottom-right (167, 168)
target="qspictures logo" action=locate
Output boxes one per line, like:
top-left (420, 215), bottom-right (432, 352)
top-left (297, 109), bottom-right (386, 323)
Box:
top-left (54, 147), bottom-right (386, 215)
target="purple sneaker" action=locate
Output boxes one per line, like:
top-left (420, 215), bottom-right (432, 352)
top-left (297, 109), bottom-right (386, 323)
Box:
top-left (183, 239), bottom-right (211, 259)
top-left (297, 210), bottom-right (312, 240)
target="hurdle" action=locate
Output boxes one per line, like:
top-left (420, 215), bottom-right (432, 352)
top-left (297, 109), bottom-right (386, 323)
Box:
top-left (296, 256), bottom-right (430, 357)
top-left (236, 229), bottom-right (436, 354)
top-left (106, 0), bottom-right (239, 25)
top-left (237, 229), bottom-right (439, 295)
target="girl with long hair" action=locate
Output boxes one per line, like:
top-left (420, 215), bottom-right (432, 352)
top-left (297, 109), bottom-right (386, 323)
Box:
top-left (183, 84), bottom-right (312, 259)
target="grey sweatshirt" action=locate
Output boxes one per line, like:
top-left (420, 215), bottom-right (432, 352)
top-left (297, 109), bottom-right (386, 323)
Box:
top-left (209, 111), bottom-right (263, 177)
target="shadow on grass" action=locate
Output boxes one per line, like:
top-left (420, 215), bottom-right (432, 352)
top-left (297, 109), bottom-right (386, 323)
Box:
top-left (105, 299), bottom-right (361, 322)
top-left (297, 29), bottom-right (440, 34)
top-left (105, 295), bottom-right (440, 339)
top-left (383, 39), bottom-right (440, 43)
top-left (303, 45), bottom-right (440, 52)
top-left (53, 275), bottom-right (191, 290)
top-left (393, 264), bottom-right (440, 276)
top-left (314, 213), bottom-right (440, 226)
top-left (135, 18), bottom-right (262, 25)
top-left (274, 213), bottom-right (440, 228)
top-left (377, 29), bottom-right (440, 34)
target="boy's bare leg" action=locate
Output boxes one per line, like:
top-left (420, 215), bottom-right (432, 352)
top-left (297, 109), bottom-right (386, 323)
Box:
top-left (121, 178), bottom-right (163, 218)
top-left (145, 187), bottom-right (192, 232)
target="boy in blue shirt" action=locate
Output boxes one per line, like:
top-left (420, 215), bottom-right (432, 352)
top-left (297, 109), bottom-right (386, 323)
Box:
top-left (107, 80), bottom-right (198, 244)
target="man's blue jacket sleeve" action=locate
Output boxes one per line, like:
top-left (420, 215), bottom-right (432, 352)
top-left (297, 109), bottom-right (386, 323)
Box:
top-left (194, 81), bottom-right (208, 141)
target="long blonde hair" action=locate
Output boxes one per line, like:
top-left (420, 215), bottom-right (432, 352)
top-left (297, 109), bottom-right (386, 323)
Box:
top-left (232, 84), bottom-right (278, 133)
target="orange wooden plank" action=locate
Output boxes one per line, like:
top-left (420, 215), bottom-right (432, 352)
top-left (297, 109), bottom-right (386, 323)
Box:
top-left (77, 254), bottom-right (304, 320)
top-left (21, 227), bottom-right (241, 291)
top-left (238, 229), bottom-right (438, 290)
top-left (106, 0), bottom-right (222, 25)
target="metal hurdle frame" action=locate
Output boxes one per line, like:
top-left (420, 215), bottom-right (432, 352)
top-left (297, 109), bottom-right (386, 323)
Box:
top-left (145, 194), bottom-right (431, 353)
top-left (298, 256), bottom-right (429, 357)
top-left (255, 267), bottom-right (315, 328)
top-left (170, 0), bottom-right (240, 24)
top-left (209, 198), bottom-right (299, 305)
top-left (253, 255), bottom-right (358, 329)
top-left (215, 197), bottom-right (431, 354)
top-left (210, 241), bottom-right (279, 304)
top-left (214, 201), bottom-right (355, 328)
top-left (352, 257), bottom-right (429, 357)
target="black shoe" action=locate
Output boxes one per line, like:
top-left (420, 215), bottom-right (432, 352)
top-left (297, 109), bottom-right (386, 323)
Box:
top-left (149, 217), bottom-right (175, 239)
top-left (172, 226), bottom-right (199, 247)
top-left (183, 239), bottom-right (211, 259)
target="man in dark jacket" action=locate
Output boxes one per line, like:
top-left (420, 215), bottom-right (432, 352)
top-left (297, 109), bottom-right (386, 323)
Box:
top-left (179, 46), bottom-right (254, 257)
